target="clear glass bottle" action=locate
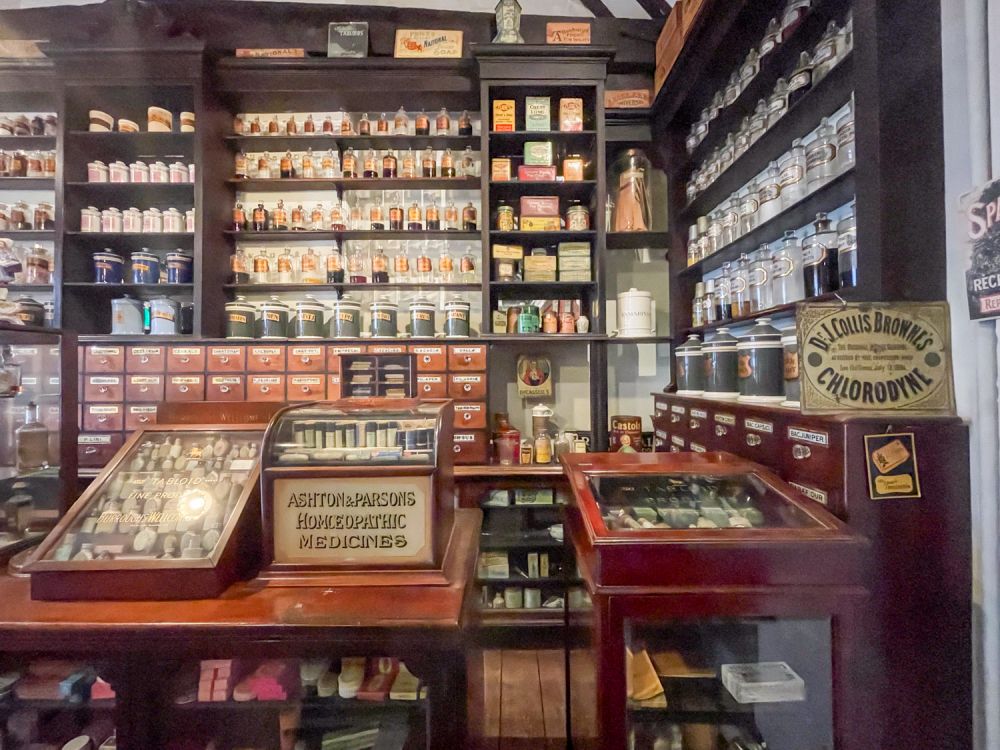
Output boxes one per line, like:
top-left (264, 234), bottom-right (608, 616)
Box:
top-left (781, 0), bottom-right (811, 39)
top-left (415, 111), bottom-right (430, 136)
top-left (835, 97), bottom-right (856, 174)
top-left (739, 48), bottom-right (760, 86)
top-left (749, 247), bottom-right (773, 311)
top-left (748, 99), bottom-right (769, 144)
top-left (310, 203), bottom-right (324, 231)
top-left (16, 401), bottom-right (48, 472)
top-left (756, 161), bottom-right (783, 224)
top-left (706, 209), bottom-right (723, 257)
top-left (256, 152), bottom-right (272, 180)
top-left (342, 147), bottom-right (358, 178)
top-left (837, 203), bottom-right (858, 289)
top-left (276, 247), bottom-right (294, 283)
top-left (739, 183), bottom-right (760, 235)
top-left (362, 148), bottom-right (378, 179)
top-left (369, 194), bottom-right (385, 230)
top-left (377, 112), bottom-right (390, 134)
top-left (731, 254), bottom-right (752, 318)
top-left (696, 215), bottom-right (712, 261)
top-left (340, 108), bottom-right (353, 135)
top-left (234, 150), bottom-right (249, 179)
top-left (445, 202), bottom-right (460, 231)
top-left (388, 192), bottom-right (404, 231)
top-left (372, 244), bottom-right (389, 283)
top-left (812, 21), bottom-right (841, 83)
top-left (778, 138), bottom-right (808, 210)
top-left (382, 150), bottom-right (398, 178)
top-left (771, 230), bottom-right (805, 304)
top-left (436, 107), bottom-right (451, 135)
top-left (460, 146), bottom-right (478, 177)
top-left (392, 242), bottom-right (411, 281)
top-left (329, 198), bottom-right (347, 231)
top-left (734, 116), bottom-right (752, 160)
top-left (416, 243), bottom-right (433, 283)
top-left (348, 243), bottom-right (368, 283)
top-left (301, 247), bottom-right (324, 284)
top-left (458, 110), bottom-right (473, 136)
top-left (401, 149), bottom-right (417, 179)
top-left (358, 112), bottom-right (371, 136)
top-left (719, 134), bottom-right (736, 173)
top-left (692, 281), bottom-right (706, 327)
top-left (441, 148), bottom-right (456, 178)
top-left (806, 117), bottom-right (838, 190)
top-left (438, 244), bottom-right (455, 282)
top-left (767, 78), bottom-right (789, 123)
top-left (708, 90), bottom-right (724, 122)
top-left (723, 71), bottom-right (742, 107)
top-left (425, 198), bottom-right (441, 231)
top-left (271, 200), bottom-right (288, 230)
top-left (534, 428), bottom-right (552, 465)
top-left (326, 243), bottom-right (345, 283)
top-left (321, 148), bottom-right (339, 178)
top-left (687, 225), bottom-right (700, 266)
top-left (787, 52), bottom-right (814, 108)
top-left (703, 279), bottom-right (717, 324)
top-left (716, 264), bottom-right (733, 322)
top-left (422, 147), bottom-right (437, 178)
top-left (290, 203), bottom-right (306, 231)
top-left (460, 248), bottom-right (477, 282)
top-left (407, 201), bottom-right (423, 231)
top-left (760, 18), bottom-right (782, 57)
top-left (720, 194), bottom-right (741, 247)
top-left (252, 248), bottom-right (271, 283)
top-left (802, 212), bottom-right (839, 297)
top-left (394, 107), bottom-right (410, 135)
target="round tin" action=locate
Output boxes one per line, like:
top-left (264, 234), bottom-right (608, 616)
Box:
top-left (129, 161), bottom-right (150, 183)
top-left (149, 296), bottom-right (180, 335)
top-left (87, 161), bottom-right (109, 183)
top-left (409, 297), bottom-right (436, 337)
top-left (93, 251), bottom-right (124, 284)
top-left (566, 203), bottom-right (590, 230)
top-left (610, 415), bottom-right (643, 452)
top-left (781, 331), bottom-right (801, 407)
top-left (224, 297), bottom-right (256, 339)
top-left (329, 295), bottom-right (362, 339)
top-left (443, 297), bottom-right (471, 337)
top-left (293, 296), bottom-right (326, 339)
top-left (108, 160), bottom-right (129, 183)
top-left (80, 206), bottom-right (101, 232)
top-left (166, 252), bottom-right (193, 284)
top-left (88, 110), bottom-right (113, 132)
top-left (122, 207), bottom-right (143, 233)
top-left (150, 161), bottom-right (169, 183)
top-left (256, 297), bottom-right (290, 339)
top-left (100, 208), bottom-right (122, 233)
top-left (131, 252), bottom-right (160, 284)
top-left (617, 287), bottom-right (653, 336)
top-left (737, 317), bottom-right (784, 403)
top-left (15, 296), bottom-right (45, 327)
top-left (703, 327), bottom-right (740, 400)
top-left (369, 297), bottom-right (398, 338)
top-left (518, 304), bottom-right (540, 333)
top-left (675, 334), bottom-right (706, 395)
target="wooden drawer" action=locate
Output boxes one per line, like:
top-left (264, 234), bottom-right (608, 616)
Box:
top-left (327, 344), bottom-right (364, 372)
top-left (125, 404), bottom-right (158, 431)
top-left (448, 344), bottom-right (487, 371)
top-left (327, 374), bottom-right (342, 400)
top-left (448, 373), bottom-right (487, 400)
top-left (206, 375), bottom-right (246, 401)
top-left (416, 373), bottom-right (447, 399)
top-left (367, 343), bottom-right (408, 355)
top-left (126, 345), bottom-right (166, 373)
top-left (165, 374), bottom-right (205, 402)
top-left (83, 404), bottom-right (123, 432)
top-left (287, 345), bottom-right (326, 372)
top-left (410, 344), bottom-right (446, 371)
top-left (83, 374), bottom-right (123, 402)
top-left (709, 408), bottom-right (741, 453)
top-left (206, 345), bottom-right (246, 372)
top-left (247, 345), bottom-right (286, 372)
top-left (125, 374), bottom-right (165, 402)
top-left (454, 401), bottom-right (487, 430)
top-left (248, 374), bottom-right (286, 401)
top-left (686, 404), bottom-right (711, 444)
top-left (739, 413), bottom-right (782, 459)
top-left (288, 374), bottom-right (326, 400)
top-left (78, 433), bottom-right (124, 468)
top-left (652, 424), bottom-right (669, 452)
top-left (452, 430), bottom-right (488, 464)
top-left (85, 345), bottom-right (124, 373)
top-left (166, 345), bottom-right (206, 373)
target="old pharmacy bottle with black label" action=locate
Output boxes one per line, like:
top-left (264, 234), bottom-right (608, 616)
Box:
top-left (802, 212), bottom-right (839, 297)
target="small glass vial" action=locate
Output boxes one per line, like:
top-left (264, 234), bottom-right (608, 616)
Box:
top-left (706, 209), bottom-right (723, 257)
top-left (757, 161), bottom-right (783, 224)
top-left (401, 149), bottom-right (417, 179)
top-left (382, 150), bottom-right (398, 178)
top-left (837, 203), bottom-right (858, 289)
top-left (805, 117), bottom-right (838, 190)
top-left (358, 113), bottom-right (371, 136)
top-left (696, 215), bottom-right (712, 260)
top-left (363, 148), bottom-right (378, 178)
top-left (285, 116), bottom-right (298, 135)
top-left (407, 202), bottom-right (423, 231)
top-left (771, 230), bottom-right (805, 305)
top-left (342, 148), bottom-right (358, 178)
top-left (723, 71), bottom-right (742, 107)
top-left (349, 200), bottom-right (364, 231)
top-left (731, 254), bottom-right (752, 318)
top-left (778, 138), bottom-right (807, 210)
top-left (422, 147), bottom-right (437, 178)
top-left (749, 249), bottom-right (773, 312)
top-left (394, 107), bottom-right (410, 135)
top-left (327, 244), bottom-right (345, 283)
top-left (425, 199), bottom-right (441, 230)
top-left (372, 244), bottom-right (389, 283)
top-left (415, 111), bottom-right (430, 136)
top-left (436, 108), bottom-right (451, 135)
top-left (231, 249), bottom-right (249, 284)
top-left (441, 148), bottom-right (456, 178)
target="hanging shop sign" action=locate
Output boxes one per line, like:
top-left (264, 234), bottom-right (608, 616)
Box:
top-left (328, 22), bottom-right (369, 58)
top-left (864, 432), bottom-right (922, 500)
top-left (963, 176), bottom-right (1000, 319)
top-left (605, 89), bottom-right (652, 109)
top-left (393, 29), bottom-right (464, 58)
top-left (546, 22), bottom-right (591, 45)
top-left (797, 301), bottom-right (955, 415)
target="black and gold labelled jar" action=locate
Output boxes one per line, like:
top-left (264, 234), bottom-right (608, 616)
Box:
top-left (369, 297), bottom-right (398, 338)
top-left (256, 296), bottom-right (290, 339)
top-left (443, 296), bottom-right (471, 337)
top-left (329, 295), bottom-right (362, 338)
top-left (225, 297), bottom-right (256, 338)
top-left (736, 317), bottom-right (785, 403)
top-left (781, 330), bottom-right (801, 407)
top-left (702, 327), bottom-right (739, 400)
top-left (409, 297), bottom-right (436, 337)
top-left (674, 334), bottom-right (705, 396)
top-left (293, 296), bottom-right (327, 339)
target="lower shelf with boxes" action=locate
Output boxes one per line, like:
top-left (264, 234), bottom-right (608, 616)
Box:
top-left (76, 340), bottom-right (489, 469)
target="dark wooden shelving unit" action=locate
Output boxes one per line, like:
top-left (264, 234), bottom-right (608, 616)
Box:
top-left (679, 290), bottom-right (849, 336)
top-left (226, 134), bottom-right (479, 151)
top-left (0, 135), bottom-right (55, 148)
top-left (229, 176), bottom-right (479, 191)
top-left (605, 231), bottom-right (671, 250)
top-left (0, 177), bottom-right (55, 190)
top-left (0, 230), bottom-right (55, 241)
top-left (223, 229), bottom-right (480, 242)
top-left (488, 229), bottom-right (596, 242)
top-left (488, 180), bottom-right (597, 199)
top-left (224, 282), bottom-right (480, 293)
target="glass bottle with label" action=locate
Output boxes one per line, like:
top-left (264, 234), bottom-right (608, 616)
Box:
top-left (739, 183), bottom-right (760, 235)
top-left (377, 112), bottom-right (390, 134)
top-left (696, 215), bottom-right (712, 261)
top-left (322, 115), bottom-right (334, 134)
top-left (348, 243), bottom-right (368, 283)
top-left (401, 149), bottom-right (417, 179)
top-left (234, 150), bottom-right (249, 179)
top-left (835, 97), bottom-right (856, 174)
top-left (358, 113), bottom-right (371, 136)
top-left (416, 243), bottom-right (433, 283)
top-left (703, 279), bottom-right (717, 324)
top-left (252, 202), bottom-right (269, 231)
top-left (271, 200), bottom-right (289, 231)
top-left (749, 247), bottom-right (773, 311)
top-left (723, 71), bottom-right (742, 107)
top-left (460, 248), bottom-right (477, 282)
top-left (394, 107), bottom-right (410, 135)
top-left (268, 115), bottom-right (280, 135)
top-left (759, 18), bottom-right (781, 57)
top-left (362, 148), bottom-right (378, 179)
top-left (837, 203), bottom-right (858, 289)
top-left (436, 108), bottom-right (451, 135)
top-left (347, 199), bottom-right (363, 231)
top-left (329, 198), bottom-right (347, 231)
top-left (438, 244), bottom-right (455, 282)
top-left (767, 78), bottom-right (789, 124)
top-left (388, 192), bottom-right (404, 231)
top-left (802, 212), bottom-right (839, 297)
top-left (757, 162), bottom-right (783, 224)
top-left (422, 147), bottom-right (437, 178)
top-left (719, 134), bottom-right (736, 173)
top-left (706, 209), bottom-right (723, 257)
top-left (687, 225), bottom-right (700, 266)
top-left (16, 401), bottom-right (48, 472)
top-left (342, 147), bottom-right (358, 179)
top-left (414, 111), bottom-right (430, 136)
top-left (731, 254), bottom-right (752, 318)
top-left (779, 138), bottom-right (808, 210)
top-left (321, 149), bottom-right (339, 178)
top-left (445, 202), bottom-right (459, 231)
top-left (740, 49), bottom-right (760, 87)
top-left (276, 248), bottom-right (294, 283)
top-left (388, 242), bottom-right (407, 281)
top-left (787, 52), bottom-right (814, 108)
top-left (748, 99), bottom-right (769, 144)
top-left (458, 110), bottom-right (473, 136)
top-left (812, 21), bottom-right (841, 83)
top-left (463, 202), bottom-right (478, 231)
top-left (407, 202), bottom-right (423, 231)
top-left (441, 148), bottom-right (456, 178)
top-left (327, 244), bottom-right (345, 283)
top-left (692, 281), bottom-right (706, 327)
top-left (425, 198), bottom-right (441, 231)
top-left (734, 116), bottom-right (752, 160)
top-left (231, 249), bottom-right (249, 284)
top-left (279, 150), bottom-right (294, 178)
top-left (372, 244), bottom-right (389, 283)
top-left (310, 203), bottom-right (324, 231)
top-left (382, 150), bottom-right (398, 179)
top-left (720, 194), bottom-right (741, 247)
top-left (716, 264), bottom-right (733, 322)
top-left (460, 146), bottom-right (477, 177)
top-left (301, 247), bottom-right (324, 284)
top-left (781, 0), bottom-right (811, 39)
top-left (253, 249), bottom-right (272, 283)
top-left (805, 117), bottom-right (838, 190)
top-left (369, 194), bottom-right (385, 230)
top-left (233, 202), bottom-right (248, 231)
top-left (290, 204), bottom-right (306, 231)
top-left (771, 230), bottom-right (805, 304)
top-left (341, 109), bottom-right (353, 135)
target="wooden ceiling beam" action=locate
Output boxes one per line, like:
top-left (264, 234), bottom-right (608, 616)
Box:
top-left (578, 0), bottom-right (615, 19)
top-left (635, 0), bottom-right (669, 18)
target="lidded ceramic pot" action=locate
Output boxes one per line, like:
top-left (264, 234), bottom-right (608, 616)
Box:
top-left (702, 327), bottom-right (739, 400)
top-left (736, 317), bottom-right (785, 403)
top-left (674, 334), bottom-right (705, 395)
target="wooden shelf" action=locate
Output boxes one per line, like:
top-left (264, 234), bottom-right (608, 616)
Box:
top-left (225, 282), bottom-right (480, 293)
top-left (226, 134), bottom-right (479, 150)
top-left (1, 284), bottom-right (53, 293)
top-left (230, 176), bottom-right (480, 191)
top-left (0, 177), bottom-right (54, 190)
top-left (65, 231), bottom-right (194, 242)
top-left (488, 180), bottom-right (596, 199)
top-left (489, 230), bottom-right (595, 242)
top-left (488, 130), bottom-right (596, 139)
top-left (681, 291), bottom-right (847, 336)
top-left (224, 230), bottom-right (480, 242)
top-left (456, 464), bottom-right (566, 478)
top-left (489, 281), bottom-right (595, 295)
top-left (476, 576), bottom-right (580, 586)
top-left (680, 168), bottom-right (856, 278)
top-left (0, 135), bottom-right (55, 148)
top-left (0, 230), bottom-right (54, 240)
top-left (605, 231), bottom-right (671, 250)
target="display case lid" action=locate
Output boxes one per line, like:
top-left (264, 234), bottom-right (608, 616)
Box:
top-left (263, 400), bottom-right (448, 469)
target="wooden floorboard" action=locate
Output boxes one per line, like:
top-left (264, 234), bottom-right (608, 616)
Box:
top-left (499, 650), bottom-right (546, 746)
top-left (569, 649), bottom-right (598, 741)
top-left (537, 649), bottom-right (567, 745)
top-left (481, 649), bottom-right (503, 741)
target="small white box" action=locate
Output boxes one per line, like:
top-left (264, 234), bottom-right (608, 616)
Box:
top-left (720, 661), bottom-right (806, 704)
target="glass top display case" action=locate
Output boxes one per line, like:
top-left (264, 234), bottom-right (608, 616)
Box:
top-left (28, 424), bottom-right (264, 601)
top-left (0, 322), bottom-right (77, 563)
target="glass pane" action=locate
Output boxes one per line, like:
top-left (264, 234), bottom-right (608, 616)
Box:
top-left (589, 473), bottom-right (820, 531)
top-left (626, 618), bottom-right (833, 750)
top-left (42, 430), bottom-right (261, 562)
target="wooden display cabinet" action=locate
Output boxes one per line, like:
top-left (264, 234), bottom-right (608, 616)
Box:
top-left (560, 451), bottom-right (867, 750)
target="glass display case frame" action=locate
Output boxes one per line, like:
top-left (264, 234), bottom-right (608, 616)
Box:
top-left (0, 321), bottom-right (78, 564)
top-left (257, 398), bottom-right (457, 585)
top-left (27, 423), bottom-right (264, 601)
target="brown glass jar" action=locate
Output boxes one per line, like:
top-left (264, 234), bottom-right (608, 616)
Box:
top-left (382, 152), bottom-right (398, 178)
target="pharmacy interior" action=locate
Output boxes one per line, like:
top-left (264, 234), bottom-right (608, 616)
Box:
top-left (0, 0), bottom-right (972, 749)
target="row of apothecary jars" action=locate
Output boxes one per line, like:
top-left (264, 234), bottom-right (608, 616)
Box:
top-left (81, 206), bottom-right (195, 234)
top-left (235, 146), bottom-right (480, 180)
top-left (0, 241), bottom-right (51, 285)
top-left (232, 242), bottom-right (478, 285)
top-left (0, 113), bottom-right (57, 137)
top-left (233, 197), bottom-right (478, 233)
top-left (675, 319), bottom-right (800, 407)
top-left (224, 294), bottom-right (474, 340)
top-left (687, 100), bottom-right (854, 266)
top-left (0, 150), bottom-right (56, 178)
top-left (0, 201), bottom-right (54, 231)
top-left (235, 109), bottom-right (475, 138)
top-left (87, 160), bottom-right (194, 184)
top-left (686, 1), bottom-right (853, 159)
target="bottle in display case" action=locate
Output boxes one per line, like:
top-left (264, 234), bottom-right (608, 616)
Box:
top-left (802, 212), bottom-right (839, 297)
top-left (837, 204), bottom-right (858, 289)
top-left (771, 230), bottom-right (805, 305)
top-left (610, 149), bottom-right (652, 232)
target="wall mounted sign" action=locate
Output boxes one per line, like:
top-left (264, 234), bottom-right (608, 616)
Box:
top-left (963, 176), bottom-right (1000, 319)
top-left (235, 48), bottom-right (305, 58)
top-left (797, 302), bottom-right (955, 415)
top-left (328, 22), bottom-right (369, 58)
top-left (546, 22), bottom-right (591, 44)
top-left (864, 432), bottom-right (922, 499)
top-left (272, 475), bottom-right (433, 566)
top-left (604, 89), bottom-right (651, 109)
top-left (516, 354), bottom-right (553, 398)
top-left (394, 29), bottom-right (463, 58)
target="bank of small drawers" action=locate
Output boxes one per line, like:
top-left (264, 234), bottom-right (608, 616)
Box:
top-left (78, 342), bottom-right (489, 468)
